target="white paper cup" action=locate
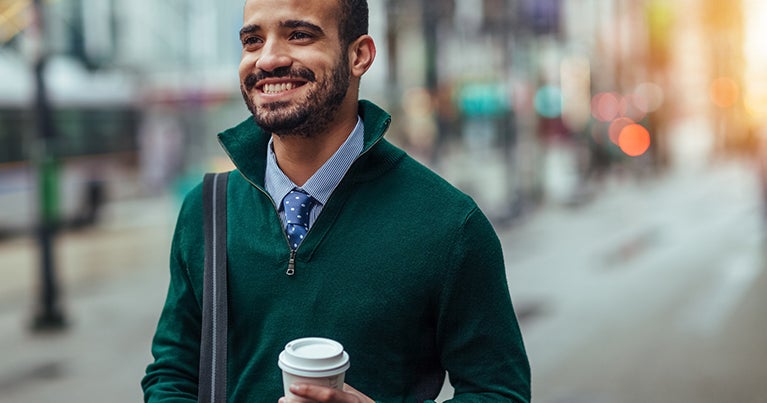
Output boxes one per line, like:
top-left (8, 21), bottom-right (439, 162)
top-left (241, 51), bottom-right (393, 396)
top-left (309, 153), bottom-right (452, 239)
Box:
top-left (278, 337), bottom-right (350, 399)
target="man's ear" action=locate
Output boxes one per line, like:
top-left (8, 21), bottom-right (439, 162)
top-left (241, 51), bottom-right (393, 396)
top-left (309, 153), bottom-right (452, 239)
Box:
top-left (349, 35), bottom-right (376, 78)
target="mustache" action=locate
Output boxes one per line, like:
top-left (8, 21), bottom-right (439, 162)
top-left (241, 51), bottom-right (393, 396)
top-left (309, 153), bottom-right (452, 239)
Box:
top-left (243, 67), bottom-right (316, 91)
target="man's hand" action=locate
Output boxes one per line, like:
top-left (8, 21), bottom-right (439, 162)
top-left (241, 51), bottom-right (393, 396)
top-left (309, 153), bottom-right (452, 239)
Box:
top-left (279, 383), bottom-right (375, 403)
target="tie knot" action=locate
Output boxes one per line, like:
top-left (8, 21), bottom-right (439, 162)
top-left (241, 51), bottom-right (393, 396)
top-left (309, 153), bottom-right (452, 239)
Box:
top-left (283, 190), bottom-right (315, 227)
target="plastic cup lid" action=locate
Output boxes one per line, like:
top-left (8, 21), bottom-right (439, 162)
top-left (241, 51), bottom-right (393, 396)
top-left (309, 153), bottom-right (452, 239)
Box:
top-left (278, 337), bottom-right (350, 377)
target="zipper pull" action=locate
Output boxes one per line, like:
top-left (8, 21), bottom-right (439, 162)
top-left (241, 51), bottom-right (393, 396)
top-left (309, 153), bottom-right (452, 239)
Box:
top-left (286, 250), bottom-right (296, 276)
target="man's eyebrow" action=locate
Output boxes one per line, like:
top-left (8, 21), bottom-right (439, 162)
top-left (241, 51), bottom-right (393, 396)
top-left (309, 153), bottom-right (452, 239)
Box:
top-left (239, 25), bottom-right (260, 38)
top-left (281, 20), bottom-right (324, 35)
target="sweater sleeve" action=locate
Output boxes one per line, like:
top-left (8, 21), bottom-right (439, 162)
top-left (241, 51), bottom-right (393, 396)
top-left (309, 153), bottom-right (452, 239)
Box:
top-left (434, 207), bottom-right (531, 402)
top-left (141, 190), bottom-right (203, 402)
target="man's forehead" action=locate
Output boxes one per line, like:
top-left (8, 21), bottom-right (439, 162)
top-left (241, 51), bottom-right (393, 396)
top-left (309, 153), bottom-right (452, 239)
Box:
top-left (243, 0), bottom-right (340, 16)
top-left (247, 0), bottom-right (339, 28)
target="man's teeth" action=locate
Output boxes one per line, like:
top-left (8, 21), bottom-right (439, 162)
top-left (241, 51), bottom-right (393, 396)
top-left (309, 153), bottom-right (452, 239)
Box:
top-left (263, 83), bottom-right (295, 94)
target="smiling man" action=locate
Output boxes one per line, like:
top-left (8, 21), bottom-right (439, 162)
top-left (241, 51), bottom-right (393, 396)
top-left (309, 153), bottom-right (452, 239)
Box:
top-left (141, 0), bottom-right (531, 402)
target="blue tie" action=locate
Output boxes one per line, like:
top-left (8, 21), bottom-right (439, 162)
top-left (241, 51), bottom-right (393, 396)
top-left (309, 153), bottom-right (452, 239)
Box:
top-left (283, 189), bottom-right (315, 250)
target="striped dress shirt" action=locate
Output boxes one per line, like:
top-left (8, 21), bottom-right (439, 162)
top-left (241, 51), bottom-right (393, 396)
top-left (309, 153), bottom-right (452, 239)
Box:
top-left (264, 116), bottom-right (364, 230)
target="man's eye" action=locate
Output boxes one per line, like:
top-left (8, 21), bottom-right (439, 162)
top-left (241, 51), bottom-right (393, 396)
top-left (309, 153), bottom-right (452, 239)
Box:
top-left (242, 37), bottom-right (261, 47)
top-left (290, 32), bottom-right (312, 40)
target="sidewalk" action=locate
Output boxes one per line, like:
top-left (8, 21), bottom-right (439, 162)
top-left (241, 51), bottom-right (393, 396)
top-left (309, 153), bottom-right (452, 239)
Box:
top-left (0, 197), bottom-right (178, 403)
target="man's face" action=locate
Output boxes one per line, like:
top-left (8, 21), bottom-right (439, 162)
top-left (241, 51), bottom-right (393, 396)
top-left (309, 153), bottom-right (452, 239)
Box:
top-left (239, 0), bottom-right (351, 137)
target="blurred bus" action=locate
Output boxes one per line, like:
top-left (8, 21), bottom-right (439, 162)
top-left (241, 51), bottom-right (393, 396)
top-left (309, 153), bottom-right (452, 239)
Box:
top-left (0, 64), bottom-right (140, 237)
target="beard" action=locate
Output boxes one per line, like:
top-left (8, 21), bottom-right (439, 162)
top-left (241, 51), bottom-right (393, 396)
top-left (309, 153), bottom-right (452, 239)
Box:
top-left (241, 55), bottom-right (351, 138)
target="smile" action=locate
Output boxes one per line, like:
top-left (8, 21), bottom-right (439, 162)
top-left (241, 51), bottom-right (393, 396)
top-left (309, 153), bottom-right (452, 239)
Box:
top-left (258, 81), bottom-right (306, 95)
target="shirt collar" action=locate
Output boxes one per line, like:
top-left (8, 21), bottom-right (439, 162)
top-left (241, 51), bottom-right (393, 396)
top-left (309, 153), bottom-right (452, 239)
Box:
top-left (265, 116), bottom-right (365, 208)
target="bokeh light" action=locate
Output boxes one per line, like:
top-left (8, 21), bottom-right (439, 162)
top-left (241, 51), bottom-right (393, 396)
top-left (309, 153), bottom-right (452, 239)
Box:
top-left (709, 77), bottom-right (740, 108)
top-left (621, 94), bottom-right (648, 122)
top-left (609, 117), bottom-right (635, 145)
top-left (591, 92), bottom-right (626, 122)
top-left (590, 85), bottom-right (664, 125)
top-left (534, 85), bottom-right (564, 118)
top-left (618, 124), bottom-right (651, 157)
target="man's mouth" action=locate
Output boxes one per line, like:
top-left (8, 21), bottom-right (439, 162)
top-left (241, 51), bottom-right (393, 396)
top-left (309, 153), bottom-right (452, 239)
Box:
top-left (260, 82), bottom-right (304, 95)
top-left (244, 68), bottom-right (315, 95)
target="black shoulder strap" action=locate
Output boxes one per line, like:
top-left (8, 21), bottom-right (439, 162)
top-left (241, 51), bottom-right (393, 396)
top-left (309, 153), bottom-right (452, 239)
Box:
top-left (199, 172), bottom-right (229, 403)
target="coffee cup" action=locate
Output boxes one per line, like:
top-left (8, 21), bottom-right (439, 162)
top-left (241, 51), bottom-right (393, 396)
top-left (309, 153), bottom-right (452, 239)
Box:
top-left (278, 337), bottom-right (350, 398)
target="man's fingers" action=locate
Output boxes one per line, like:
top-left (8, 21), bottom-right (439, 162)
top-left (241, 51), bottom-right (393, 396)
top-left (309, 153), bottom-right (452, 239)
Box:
top-left (342, 383), bottom-right (374, 402)
top-left (283, 384), bottom-right (323, 402)
top-left (286, 382), bottom-right (374, 403)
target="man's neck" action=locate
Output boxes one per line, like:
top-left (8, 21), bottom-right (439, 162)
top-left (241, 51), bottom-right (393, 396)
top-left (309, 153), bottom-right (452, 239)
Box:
top-left (271, 112), bottom-right (358, 187)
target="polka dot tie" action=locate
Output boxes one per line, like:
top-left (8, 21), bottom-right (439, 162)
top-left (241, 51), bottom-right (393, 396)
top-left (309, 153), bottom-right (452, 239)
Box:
top-left (283, 189), bottom-right (315, 250)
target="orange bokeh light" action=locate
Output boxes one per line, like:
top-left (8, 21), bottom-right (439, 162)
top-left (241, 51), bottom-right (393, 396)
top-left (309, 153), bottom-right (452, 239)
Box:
top-left (618, 124), bottom-right (651, 157)
top-left (710, 77), bottom-right (740, 108)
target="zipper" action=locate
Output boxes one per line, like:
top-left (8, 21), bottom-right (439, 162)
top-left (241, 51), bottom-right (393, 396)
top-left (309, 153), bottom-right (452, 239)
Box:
top-left (286, 249), bottom-right (297, 276)
top-left (223, 174), bottom-right (299, 276)
top-left (219, 117), bottom-right (391, 277)
top-left (227, 173), bottom-right (297, 276)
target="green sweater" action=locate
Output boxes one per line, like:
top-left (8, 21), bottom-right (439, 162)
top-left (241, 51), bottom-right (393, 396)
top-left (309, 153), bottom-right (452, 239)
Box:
top-left (142, 101), bottom-right (530, 402)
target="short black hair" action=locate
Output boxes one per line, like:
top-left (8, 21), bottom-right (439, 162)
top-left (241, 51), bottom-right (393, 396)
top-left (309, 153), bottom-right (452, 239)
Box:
top-left (338, 0), bottom-right (368, 48)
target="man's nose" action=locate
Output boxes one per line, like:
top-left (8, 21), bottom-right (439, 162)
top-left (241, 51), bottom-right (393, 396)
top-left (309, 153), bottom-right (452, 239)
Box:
top-left (256, 40), bottom-right (292, 72)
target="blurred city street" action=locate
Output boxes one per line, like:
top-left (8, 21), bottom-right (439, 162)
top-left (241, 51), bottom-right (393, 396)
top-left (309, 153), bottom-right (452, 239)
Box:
top-left (0, 122), bottom-right (765, 402)
top-left (506, 159), bottom-right (767, 402)
top-left (2, 0), bottom-right (767, 401)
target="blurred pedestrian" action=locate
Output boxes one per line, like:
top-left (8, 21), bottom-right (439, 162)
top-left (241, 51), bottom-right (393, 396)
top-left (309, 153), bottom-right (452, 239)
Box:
top-left (141, 0), bottom-right (530, 402)
top-left (138, 106), bottom-right (184, 195)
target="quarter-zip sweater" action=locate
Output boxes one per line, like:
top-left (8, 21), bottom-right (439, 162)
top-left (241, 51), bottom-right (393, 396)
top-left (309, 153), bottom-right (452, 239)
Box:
top-left (142, 101), bottom-right (531, 402)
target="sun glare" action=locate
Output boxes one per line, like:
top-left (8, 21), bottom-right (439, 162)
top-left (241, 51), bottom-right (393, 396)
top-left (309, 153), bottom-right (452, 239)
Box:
top-left (744, 0), bottom-right (767, 122)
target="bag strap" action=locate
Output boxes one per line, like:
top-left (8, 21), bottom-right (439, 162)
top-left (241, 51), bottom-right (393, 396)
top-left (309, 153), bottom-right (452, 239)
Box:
top-left (199, 172), bottom-right (229, 403)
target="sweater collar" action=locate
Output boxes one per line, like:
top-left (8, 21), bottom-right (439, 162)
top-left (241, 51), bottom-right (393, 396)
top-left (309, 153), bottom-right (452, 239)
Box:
top-left (217, 100), bottom-right (393, 189)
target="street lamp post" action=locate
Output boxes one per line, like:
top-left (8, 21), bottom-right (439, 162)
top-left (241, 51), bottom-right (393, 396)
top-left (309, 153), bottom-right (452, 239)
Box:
top-left (30, 0), bottom-right (66, 332)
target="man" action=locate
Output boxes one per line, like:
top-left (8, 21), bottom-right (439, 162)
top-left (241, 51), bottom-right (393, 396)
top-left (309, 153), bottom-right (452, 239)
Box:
top-left (142, 0), bottom-right (531, 401)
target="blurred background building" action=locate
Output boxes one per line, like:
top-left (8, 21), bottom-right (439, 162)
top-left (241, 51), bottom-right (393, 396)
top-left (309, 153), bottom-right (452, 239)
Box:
top-left (1, 0), bottom-right (765, 224)
top-left (1, 0), bottom-right (767, 402)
